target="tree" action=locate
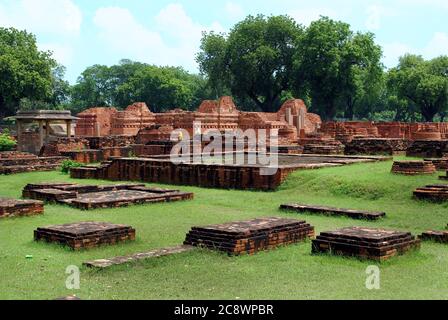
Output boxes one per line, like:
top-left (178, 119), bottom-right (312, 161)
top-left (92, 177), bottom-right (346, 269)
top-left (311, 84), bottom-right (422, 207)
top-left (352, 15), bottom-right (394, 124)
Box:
top-left (0, 27), bottom-right (56, 117)
top-left (388, 54), bottom-right (448, 122)
top-left (197, 15), bottom-right (303, 112)
top-left (294, 17), bottom-right (384, 120)
top-left (117, 65), bottom-right (211, 112)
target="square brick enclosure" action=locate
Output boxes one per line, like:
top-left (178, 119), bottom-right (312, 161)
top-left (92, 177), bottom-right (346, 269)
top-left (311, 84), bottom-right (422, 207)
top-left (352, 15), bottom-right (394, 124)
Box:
top-left (0, 198), bottom-right (44, 218)
top-left (34, 221), bottom-right (136, 250)
top-left (184, 217), bottom-right (315, 255)
top-left (312, 227), bottom-right (420, 261)
top-left (23, 182), bottom-right (193, 210)
top-left (70, 153), bottom-right (390, 191)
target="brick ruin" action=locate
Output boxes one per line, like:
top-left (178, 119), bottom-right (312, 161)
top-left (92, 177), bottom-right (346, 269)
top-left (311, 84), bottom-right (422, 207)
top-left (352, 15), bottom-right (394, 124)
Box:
top-left (0, 151), bottom-right (67, 175)
top-left (75, 97), bottom-right (321, 140)
top-left (32, 96), bottom-right (448, 162)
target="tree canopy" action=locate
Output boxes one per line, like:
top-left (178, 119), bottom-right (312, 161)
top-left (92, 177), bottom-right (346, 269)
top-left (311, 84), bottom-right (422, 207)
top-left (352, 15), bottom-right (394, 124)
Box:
top-left (197, 15), bottom-right (302, 112)
top-left (388, 54), bottom-right (448, 122)
top-left (0, 27), bottom-right (57, 117)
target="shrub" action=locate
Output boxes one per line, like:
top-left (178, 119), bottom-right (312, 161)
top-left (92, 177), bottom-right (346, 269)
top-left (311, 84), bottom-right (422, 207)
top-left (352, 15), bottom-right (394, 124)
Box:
top-left (61, 159), bottom-right (84, 173)
top-left (0, 130), bottom-right (17, 151)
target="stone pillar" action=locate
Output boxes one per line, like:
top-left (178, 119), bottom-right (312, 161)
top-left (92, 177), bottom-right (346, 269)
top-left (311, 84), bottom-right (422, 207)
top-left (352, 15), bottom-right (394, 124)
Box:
top-left (38, 120), bottom-right (44, 150)
top-left (66, 120), bottom-right (72, 137)
top-left (16, 120), bottom-right (23, 151)
top-left (45, 120), bottom-right (50, 139)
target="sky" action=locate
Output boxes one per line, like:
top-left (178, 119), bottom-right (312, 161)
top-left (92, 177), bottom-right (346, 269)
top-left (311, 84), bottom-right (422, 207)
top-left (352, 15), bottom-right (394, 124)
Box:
top-left (0, 0), bottom-right (447, 83)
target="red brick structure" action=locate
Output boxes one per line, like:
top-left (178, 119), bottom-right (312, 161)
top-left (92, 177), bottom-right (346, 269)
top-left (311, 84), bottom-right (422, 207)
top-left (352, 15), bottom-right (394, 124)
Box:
top-left (75, 97), bottom-right (322, 143)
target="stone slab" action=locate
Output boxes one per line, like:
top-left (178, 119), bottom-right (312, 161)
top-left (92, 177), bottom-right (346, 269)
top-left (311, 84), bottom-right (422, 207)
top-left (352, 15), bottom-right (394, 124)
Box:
top-left (83, 245), bottom-right (195, 268)
top-left (280, 203), bottom-right (385, 220)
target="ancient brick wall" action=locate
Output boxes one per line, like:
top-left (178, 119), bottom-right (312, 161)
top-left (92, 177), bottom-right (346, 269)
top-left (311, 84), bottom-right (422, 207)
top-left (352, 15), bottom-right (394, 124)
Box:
top-left (40, 137), bottom-right (90, 157)
top-left (70, 157), bottom-right (286, 191)
top-left (74, 97), bottom-right (322, 145)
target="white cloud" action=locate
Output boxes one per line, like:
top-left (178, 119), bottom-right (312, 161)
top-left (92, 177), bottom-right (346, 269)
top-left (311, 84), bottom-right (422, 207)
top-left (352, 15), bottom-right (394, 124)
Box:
top-left (365, 5), bottom-right (395, 30)
top-left (225, 2), bottom-right (245, 20)
top-left (423, 32), bottom-right (448, 57)
top-left (94, 4), bottom-right (223, 72)
top-left (288, 7), bottom-right (341, 26)
top-left (38, 43), bottom-right (74, 66)
top-left (382, 32), bottom-right (448, 68)
top-left (0, 0), bottom-right (82, 35)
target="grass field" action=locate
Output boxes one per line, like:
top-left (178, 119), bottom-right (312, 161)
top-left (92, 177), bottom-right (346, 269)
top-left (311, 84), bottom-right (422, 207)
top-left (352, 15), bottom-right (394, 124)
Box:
top-left (1, 158), bottom-right (448, 300)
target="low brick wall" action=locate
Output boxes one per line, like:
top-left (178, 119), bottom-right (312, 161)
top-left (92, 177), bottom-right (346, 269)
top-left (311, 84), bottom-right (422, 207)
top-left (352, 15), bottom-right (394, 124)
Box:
top-left (406, 140), bottom-right (448, 158)
top-left (71, 157), bottom-right (287, 191)
top-left (0, 156), bottom-right (67, 174)
top-left (345, 138), bottom-right (411, 155)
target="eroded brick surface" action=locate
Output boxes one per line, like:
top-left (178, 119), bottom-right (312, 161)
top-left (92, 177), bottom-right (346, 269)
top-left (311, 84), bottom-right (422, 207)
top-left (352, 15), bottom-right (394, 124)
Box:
top-left (414, 184), bottom-right (448, 202)
top-left (34, 221), bottom-right (135, 250)
top-left (392, 161), bottom-right (437, 175)
top-left (23, 182), bottom-right (193, 209)
top-left (184, 217), bottom-right (315, 256)
top-left (0, 198), bottom-right (44, 218)
top-left (312, 227), bottom-right (420, 261)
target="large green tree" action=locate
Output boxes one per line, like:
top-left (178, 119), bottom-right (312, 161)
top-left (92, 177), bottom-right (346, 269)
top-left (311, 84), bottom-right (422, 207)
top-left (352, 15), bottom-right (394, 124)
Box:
top-left (0, 27), bottom-right (56, 117)
top-left (294, 17), bottom-right (384, 120)
top-left (388, 54), bottom-right (448, 122)
top-left (117, 65), bottom-right (211, 112)
top-left (197, 15), bottom-right (303, 112)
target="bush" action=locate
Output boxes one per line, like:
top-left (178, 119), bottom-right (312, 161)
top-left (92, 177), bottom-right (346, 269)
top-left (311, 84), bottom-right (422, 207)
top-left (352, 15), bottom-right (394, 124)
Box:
top-left (61, 159), bottom-right (84, 173)
top-left (0, 130), bottom-right (17, 151)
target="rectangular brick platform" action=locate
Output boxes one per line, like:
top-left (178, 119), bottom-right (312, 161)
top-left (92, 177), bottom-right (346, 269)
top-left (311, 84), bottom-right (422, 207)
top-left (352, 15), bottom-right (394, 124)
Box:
top-left (0, 198), bottom-right (44, 218)
top-left (184, 217), bottom-right (315, 256)
top-left (391, 160), bottom-right (437, 175)
top-left (34, 221), bottom-right (136, 250)
top-left (280, 203), bottom-right (386, 220)
top-left (83, 245), bottom-right (195, 268)
top-left (312, 227), bottom-right (420, 261)
top-left (419, 229), bottom-right (448, 243)
top-left (413, 185), bottom-right (448, 202)
top-left (70, 154), bottom-right (391, 191)
top-left (23, 182), bottom-right (193, 209)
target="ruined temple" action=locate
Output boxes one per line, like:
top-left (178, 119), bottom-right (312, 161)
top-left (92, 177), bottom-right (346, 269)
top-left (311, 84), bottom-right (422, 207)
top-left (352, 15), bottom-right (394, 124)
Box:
top-left (75, 96), bottom-right (322, 144)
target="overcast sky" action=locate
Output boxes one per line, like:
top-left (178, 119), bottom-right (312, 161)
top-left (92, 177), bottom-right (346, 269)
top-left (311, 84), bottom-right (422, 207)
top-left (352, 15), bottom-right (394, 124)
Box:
top-left (1, 0), bottom-right (447, 83)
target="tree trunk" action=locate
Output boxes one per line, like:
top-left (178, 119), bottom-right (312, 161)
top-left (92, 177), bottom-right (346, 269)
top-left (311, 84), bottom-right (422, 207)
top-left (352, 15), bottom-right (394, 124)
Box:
top-left (345, 96), bottom-right (354, 120)
top-left (421, 104), bottom-right (437, 122)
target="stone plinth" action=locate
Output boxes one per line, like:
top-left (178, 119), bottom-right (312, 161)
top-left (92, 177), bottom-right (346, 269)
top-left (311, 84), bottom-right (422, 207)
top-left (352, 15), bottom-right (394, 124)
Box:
top-left (34, 221), bottom-right (136, 250)
top-left (23, 182), bottom-right (193, 210)
top-left (312, 227), bottom-right (420, 261)
top-left (391, 161), bottom-right (436, 175)
top-left (424, 158), bottom-right (448, 170)
top-left (414, 184), bottom-right (448, 202)
top-left (184, 217), bottom-right (315, 256)
top-left (0, 198), bottom-right (44, 218)
top-left (419, 230), bottom-right (448, 243)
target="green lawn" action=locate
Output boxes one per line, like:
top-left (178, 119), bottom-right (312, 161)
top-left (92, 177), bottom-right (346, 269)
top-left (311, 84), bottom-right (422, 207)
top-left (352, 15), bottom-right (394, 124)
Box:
top-left (1, 159), bottom-right (448, 300)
